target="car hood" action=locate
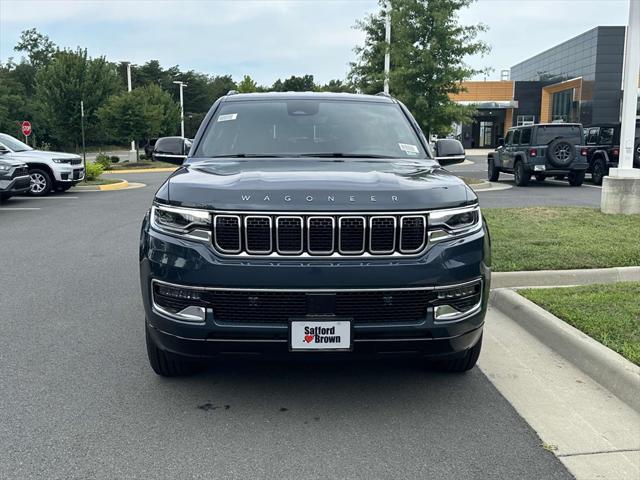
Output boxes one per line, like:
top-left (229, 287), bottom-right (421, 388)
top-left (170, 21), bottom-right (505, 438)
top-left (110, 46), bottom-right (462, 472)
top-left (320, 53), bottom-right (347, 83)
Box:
top-left (10, 150), bottom-right (81, 161)
top-left (159, 158), bottom-right (475, 211)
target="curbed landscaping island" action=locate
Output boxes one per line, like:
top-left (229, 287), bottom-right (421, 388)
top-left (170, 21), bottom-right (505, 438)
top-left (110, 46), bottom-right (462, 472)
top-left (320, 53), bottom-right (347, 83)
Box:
top-left (484, 207), bottom-right (640, 272)
top-left (520, 282), bottom-right (640, 365)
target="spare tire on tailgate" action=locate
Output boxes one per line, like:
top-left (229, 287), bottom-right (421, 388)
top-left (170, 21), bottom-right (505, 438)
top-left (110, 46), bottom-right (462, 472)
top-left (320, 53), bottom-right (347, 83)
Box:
top-left (547, 138), bottom-right (576, 168)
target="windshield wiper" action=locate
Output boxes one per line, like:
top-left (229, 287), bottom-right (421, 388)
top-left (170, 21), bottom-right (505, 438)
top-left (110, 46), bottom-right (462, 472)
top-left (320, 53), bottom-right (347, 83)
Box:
top-left (210, 153), bottom-right (285, 158)
top-left (297, 153), bottom-right (395, 159)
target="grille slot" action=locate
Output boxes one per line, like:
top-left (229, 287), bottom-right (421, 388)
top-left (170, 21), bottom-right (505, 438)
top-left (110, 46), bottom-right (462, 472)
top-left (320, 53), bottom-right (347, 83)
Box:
top-left (307, 217), bottom-right (334, 254)
top-left (245, 216), bottom-right (272, 254)
top-left (400, 216), bottom-right (426, 253)
top-left (338, 217), bottom-right (365, 254)
top-left (276, 217), bottom-right (303, 254)
top-left (211, 212), bottom-right (429, 257)
top-left (369, 216), bottom-right (396, 253)
top-left (214, 216), bottom-right (241, 253)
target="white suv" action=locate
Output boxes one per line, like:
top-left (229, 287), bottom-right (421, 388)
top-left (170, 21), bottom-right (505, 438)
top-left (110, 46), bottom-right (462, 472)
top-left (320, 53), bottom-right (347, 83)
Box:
top-left (0, 133), bottom-right (85, 196)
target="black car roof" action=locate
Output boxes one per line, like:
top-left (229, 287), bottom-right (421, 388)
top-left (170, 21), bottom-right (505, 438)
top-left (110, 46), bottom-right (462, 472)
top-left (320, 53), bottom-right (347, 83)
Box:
top-left (223, 91), bottom-right (395, 103)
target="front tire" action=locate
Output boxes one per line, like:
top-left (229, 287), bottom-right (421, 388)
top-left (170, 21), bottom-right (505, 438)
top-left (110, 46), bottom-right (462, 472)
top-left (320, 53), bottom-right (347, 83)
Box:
top-left (145, 324), bottom-right (205, 377)
top-left (487, 158), bottom-right (500, 181)
top-left (568, 170), bottom-right (585, 187)
top-left (29, 168), bottom-right (52, 196)
top-left (430, 334), bottom-right (482, 373)
top-left (514, 161), bottom-right (530, 186)
top-left (55, 184), bottom-right (73, 192)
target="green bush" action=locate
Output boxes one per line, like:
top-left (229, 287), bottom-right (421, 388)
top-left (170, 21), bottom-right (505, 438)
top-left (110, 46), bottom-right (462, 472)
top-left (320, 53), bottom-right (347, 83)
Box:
top-left (110, 155), bottom-right (120, 163)
top-left (139, 153), bottom-right (147, 161)
top-left (85, 161), bottom-right (104, 181)
top-left (94, 153), bottom-right (111, 170)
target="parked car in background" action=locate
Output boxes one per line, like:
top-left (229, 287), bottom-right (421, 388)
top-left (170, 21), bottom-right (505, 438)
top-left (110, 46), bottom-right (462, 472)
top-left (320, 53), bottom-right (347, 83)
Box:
top-left (152, 136), bottom-right (192, 164)
top-left (144, 138), bottom-right (158, 159)
top-left (487, 123), bottom-right (588, 186)
top-left (583, 121), bottom-right (640, 185)
top-left (0, 133), bottom-right (84, 196)
top-left (0, 157), bottom-right (30, 201)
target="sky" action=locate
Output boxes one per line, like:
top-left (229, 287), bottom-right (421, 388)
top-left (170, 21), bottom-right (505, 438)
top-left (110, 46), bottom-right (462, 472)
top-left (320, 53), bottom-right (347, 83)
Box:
top-left (0, 0), bottom-right (631, 85)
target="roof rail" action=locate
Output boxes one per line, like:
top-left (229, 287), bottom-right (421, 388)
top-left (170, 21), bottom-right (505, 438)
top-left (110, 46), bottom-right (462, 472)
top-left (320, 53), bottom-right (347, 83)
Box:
top-left (376, 92), bottom-right (392, 97)
top-left (227, 90), bottom-right (238, 96)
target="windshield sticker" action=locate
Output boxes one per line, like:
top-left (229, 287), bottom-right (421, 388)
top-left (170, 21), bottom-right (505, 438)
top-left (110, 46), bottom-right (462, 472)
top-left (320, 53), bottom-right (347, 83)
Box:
top-left (217, 113), bottom-right (238, 122)
top-left (399, 143), bottom-right (419, 155)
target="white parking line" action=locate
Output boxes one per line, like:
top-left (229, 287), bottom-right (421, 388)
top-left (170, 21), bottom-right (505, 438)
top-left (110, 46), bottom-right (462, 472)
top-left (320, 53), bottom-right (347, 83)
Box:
top-left (16, 196), bottom-right (79, 200)
top-left (0, 207), bottom-right (41, 211)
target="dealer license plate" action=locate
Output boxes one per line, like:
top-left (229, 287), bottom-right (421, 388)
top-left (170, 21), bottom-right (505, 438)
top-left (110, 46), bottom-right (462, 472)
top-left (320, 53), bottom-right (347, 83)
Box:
top-left (290, 319), bottom-right (352, 351)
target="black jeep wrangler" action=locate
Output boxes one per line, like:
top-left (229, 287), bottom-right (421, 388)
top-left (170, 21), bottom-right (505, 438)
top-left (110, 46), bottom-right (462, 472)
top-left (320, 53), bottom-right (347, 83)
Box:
top-left (583, 121), bottom-right (640, 185)
top-left (488, 123), bottom-right (588, 186)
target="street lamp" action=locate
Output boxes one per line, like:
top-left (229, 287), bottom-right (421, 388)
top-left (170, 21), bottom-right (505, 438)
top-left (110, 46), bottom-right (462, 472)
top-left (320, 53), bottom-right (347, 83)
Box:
top-left (126, 62), bottom-right (136, 162)
top-left (601, 0), bottom-right (640, 214)
top-left (383, 1), bottom-right (391, 95)
top-left (173, 81), bottom-right (187, 138)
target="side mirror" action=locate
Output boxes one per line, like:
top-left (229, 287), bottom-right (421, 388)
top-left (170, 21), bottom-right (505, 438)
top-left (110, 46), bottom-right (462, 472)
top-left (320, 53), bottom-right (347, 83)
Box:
top-left (434, 139), bottom-right (465, 166)
top-left (497, 138), bottom-right (505, 147)
top-left (152, 137), bottom-right (189, 165)
top-left (0, 144), bottom-right (9, 154)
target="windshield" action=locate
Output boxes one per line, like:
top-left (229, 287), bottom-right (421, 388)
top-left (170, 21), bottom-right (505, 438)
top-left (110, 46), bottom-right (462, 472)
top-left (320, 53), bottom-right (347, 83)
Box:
top-left (0, 133), bottom-right (33, 152)
top-left (195, 99), bottom-right (428, 159)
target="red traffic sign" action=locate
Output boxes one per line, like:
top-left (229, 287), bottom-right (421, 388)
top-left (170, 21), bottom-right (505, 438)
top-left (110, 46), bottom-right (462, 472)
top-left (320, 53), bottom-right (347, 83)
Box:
top-left (22, 121), bottom-right (32, 137)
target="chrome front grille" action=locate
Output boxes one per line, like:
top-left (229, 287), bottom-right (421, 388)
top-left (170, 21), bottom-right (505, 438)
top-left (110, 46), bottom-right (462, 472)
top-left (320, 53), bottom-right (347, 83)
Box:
top-left (212, 212), bottom-right (428, 257)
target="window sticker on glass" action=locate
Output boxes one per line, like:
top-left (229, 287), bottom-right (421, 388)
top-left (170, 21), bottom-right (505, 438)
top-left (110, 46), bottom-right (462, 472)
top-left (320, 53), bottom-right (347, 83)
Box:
top-left (217, 113), bottom-right (238, 122)
top-left (398, 143), bottom-right (419, 155)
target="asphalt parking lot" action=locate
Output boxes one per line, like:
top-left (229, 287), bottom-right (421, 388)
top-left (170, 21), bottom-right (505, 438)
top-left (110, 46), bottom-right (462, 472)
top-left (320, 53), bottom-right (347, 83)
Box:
top-left (451, 154), bottom-right (603, 208)
top-left (0, 169), bottom-right (584, 479)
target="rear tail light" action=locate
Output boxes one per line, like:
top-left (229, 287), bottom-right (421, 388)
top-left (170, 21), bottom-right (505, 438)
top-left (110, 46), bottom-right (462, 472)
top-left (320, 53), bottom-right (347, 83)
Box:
top-left (580, 148), bottom-right (588, 156)
top-left (530, 148), bottom-right (537, 157)
top-left (612, 148), bottom-right (619, 158)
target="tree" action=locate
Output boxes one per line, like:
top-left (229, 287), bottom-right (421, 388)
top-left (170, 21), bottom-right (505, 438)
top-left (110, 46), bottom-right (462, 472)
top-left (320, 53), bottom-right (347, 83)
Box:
top-left (35, 48), bottom-right (121, 147)
top-left (320, 79), bottom-right (356, 93)
top-left (349, 0), bottom-right (490, 136)
top-left (14, 28), bottom-right (57, 69)
top-left (272, 75), bottom-right (317, 92)
top-left (98, 84), bottom-right (181, 143)
top-left (237, 75), bottom-right (258, 93)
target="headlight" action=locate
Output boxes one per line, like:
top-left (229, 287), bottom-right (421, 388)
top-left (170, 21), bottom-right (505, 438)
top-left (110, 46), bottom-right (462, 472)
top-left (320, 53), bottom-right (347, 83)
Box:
top-left (428, 205), bottom-right (482, 242)
top-left (150, 204), bottom-right (211, 241)
top-left (0, 164), bottom-right (10, 171)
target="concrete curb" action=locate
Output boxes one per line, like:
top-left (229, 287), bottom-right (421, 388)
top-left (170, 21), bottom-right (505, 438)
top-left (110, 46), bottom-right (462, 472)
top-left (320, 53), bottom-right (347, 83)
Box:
top-left (73, 179), bottom-right (129, 191)
top-left (104, 167), bottom-right (177, 174)
top-left (492, 266), bottom-right (640, 288)
top-left (490, 288), bottom-right (640, 412)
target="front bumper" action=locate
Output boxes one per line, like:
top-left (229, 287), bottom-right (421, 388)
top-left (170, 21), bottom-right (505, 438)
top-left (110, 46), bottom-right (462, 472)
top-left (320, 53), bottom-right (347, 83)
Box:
top-left (53, 166), bottom-right (84, 183)
top-left (140, 216), bottom-right (491, 358)
top-left (0, 174), bottom-right (31, 195)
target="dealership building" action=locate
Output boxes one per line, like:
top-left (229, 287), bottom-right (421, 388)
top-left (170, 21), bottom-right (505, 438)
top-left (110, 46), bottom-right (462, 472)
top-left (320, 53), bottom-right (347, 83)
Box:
top-left (452, 26), bottom-right (639, 149)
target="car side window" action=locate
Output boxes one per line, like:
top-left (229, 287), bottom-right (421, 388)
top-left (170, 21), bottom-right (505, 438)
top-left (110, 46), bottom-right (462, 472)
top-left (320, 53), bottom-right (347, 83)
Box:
top-left (586, 128), bottom-right (599, 145)
top-left (512, 129), bottom-right (521, 145)
top-left (505, 131), bottom-right (513, 146)
top-left (520, 128), bottom-right (531, 145)
top-left (599, 127), bottom-right (614, 145)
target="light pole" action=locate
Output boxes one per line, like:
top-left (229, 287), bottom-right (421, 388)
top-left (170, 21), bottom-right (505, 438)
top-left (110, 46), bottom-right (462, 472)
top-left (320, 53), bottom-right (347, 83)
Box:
top-left (173, 81), bottom-right (187, 138)
top-left (601, 0), bottom-right (640, 214)
top-left (127, 62), bottom-right (136, 162)
top-left (383, 1), bottom-right (391, 95)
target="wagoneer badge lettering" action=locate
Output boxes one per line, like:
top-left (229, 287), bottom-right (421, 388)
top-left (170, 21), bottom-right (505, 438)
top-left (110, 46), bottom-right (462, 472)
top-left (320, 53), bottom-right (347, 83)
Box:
top-left (240, 194), bottom-right (400, 203)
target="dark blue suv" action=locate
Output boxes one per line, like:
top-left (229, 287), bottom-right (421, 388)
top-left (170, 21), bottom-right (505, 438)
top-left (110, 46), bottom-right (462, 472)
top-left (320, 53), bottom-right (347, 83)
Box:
top-left (140, 92), bottom-right (491, 376)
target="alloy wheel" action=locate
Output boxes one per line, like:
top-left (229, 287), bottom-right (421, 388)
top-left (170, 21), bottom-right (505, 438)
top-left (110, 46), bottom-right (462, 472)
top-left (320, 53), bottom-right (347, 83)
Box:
top-left (30, 172), bottom-right (47, 194)
top-left (553, 144), bottom-right (571, 162)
